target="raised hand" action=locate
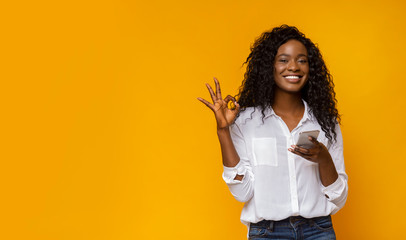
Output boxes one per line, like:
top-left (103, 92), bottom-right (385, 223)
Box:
top-left (197, 77), bottom-right (240, 130)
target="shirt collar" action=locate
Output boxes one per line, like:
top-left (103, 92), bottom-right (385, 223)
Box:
top-left (264, 100), bottom-right (314, 122)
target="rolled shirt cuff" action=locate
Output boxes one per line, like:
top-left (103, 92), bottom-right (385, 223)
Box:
top-left (222, 160), bottom-right (247, 184)
top-left (321, 176), bottom-right (345, 201)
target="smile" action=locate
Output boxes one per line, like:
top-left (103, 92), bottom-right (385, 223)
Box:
top-left (284, 75), bottom-right (302, 79)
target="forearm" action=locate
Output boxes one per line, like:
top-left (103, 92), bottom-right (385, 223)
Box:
top-left (217, 128), bottom-right (240, 166)
top-left (318, 156), bottom-right (339, 187)
top-left (217, 128), bottom-right (243, 180)
top-left (319, 125), bottom-right (348, 208)
top-left (319, 156), bottom-right (348, 206)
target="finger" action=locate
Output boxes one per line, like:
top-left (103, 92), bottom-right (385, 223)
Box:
top-left (197, 97), bottom-right (214, 111)
top-left (224, 96), bottom-right (235, 110)
top-left (214, 77), bottom-right (222, 99)
top-left (205, 83), bottom-right (217, 102)
top-left (289, 148), bottom-right (312, 160)
top-left (307, 137), bottom-right (322, 150)
top-left (308, 136), bottom-right (319, 144)
top-left (224, 95), bottom-right (232, 104)
top-left (224, 95), bottom-right (240, 110)
top-left (291, 145), bottom-right (311, 155)
top-left (234, 99), bottom-right (240, 112)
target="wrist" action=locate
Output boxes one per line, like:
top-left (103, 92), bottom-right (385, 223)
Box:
top-left (217, 127), bottom-right (230, 135)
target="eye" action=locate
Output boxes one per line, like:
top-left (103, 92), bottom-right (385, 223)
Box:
top-left (298, 59), bottom-right (308, 63)
top-left (278, 59), bottom-right (288, 63)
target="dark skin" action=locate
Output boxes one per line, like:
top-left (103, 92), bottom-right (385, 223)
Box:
top-left (197, 78), bottom-right (242, 179)
top-left (198, 40), bottom-right (338, 187)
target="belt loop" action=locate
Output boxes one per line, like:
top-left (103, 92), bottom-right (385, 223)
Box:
top-left (268, 220), bottom-right (274, 232)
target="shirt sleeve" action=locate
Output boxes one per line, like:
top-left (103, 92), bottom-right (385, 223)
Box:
top-left (222, 122), bottom-right (254, 203)
top-left (321, 124), bottom-right (348, 213)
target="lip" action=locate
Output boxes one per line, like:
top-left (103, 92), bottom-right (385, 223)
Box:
top-left (283, 75), bottom-right (303, 83)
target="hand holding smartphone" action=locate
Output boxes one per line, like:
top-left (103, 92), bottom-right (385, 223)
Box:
top-left (296, 130), bottom-right (320, 149)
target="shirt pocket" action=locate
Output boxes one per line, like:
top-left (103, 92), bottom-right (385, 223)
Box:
top-left (252, 137), bottom-right (278, 167)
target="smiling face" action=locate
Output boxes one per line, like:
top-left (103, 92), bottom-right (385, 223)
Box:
top-left (273, 39), bottom-right (309, 94)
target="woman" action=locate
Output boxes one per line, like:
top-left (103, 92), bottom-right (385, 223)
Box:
top-left (198, 25), bottom-right (348, 239)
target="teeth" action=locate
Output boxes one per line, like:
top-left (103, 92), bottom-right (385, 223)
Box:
top-left (285, 76), bottom-right (300, 79)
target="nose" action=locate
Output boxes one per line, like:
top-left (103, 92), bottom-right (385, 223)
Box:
top-left (287, 60), bottom-right (299, 72)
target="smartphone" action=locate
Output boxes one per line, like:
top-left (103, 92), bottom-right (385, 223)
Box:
top-left (296, 130), bottom-right (320, 149)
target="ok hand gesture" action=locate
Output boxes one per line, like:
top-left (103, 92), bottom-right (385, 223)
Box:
top-left (197, 77), bottom-right (240, 130)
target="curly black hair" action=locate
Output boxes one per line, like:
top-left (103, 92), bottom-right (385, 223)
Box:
top-left (236, 25), bottom-right (341, 142)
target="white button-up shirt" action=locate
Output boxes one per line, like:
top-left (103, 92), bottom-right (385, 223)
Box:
top-left (222, 100), bottom-right (348, 227)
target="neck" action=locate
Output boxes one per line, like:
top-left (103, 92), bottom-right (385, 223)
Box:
top-left (272, 89), bottom-right (304, 116)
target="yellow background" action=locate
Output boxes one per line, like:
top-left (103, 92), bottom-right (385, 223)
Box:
top-left (1, 0), bottom-right (405, 239)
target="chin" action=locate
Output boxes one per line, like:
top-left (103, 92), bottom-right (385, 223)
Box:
top-left (279, 84), bottom-right (306, 93)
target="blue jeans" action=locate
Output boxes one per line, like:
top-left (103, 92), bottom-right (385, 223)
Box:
top-left (248, 215), bottom-right (336, 240)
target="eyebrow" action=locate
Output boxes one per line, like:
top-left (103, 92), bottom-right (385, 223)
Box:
top-left (277, 53), bottom-right (308, 57)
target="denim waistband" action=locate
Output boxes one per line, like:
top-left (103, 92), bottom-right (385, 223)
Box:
top-left (251, 215), bottom-right (331, 227)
